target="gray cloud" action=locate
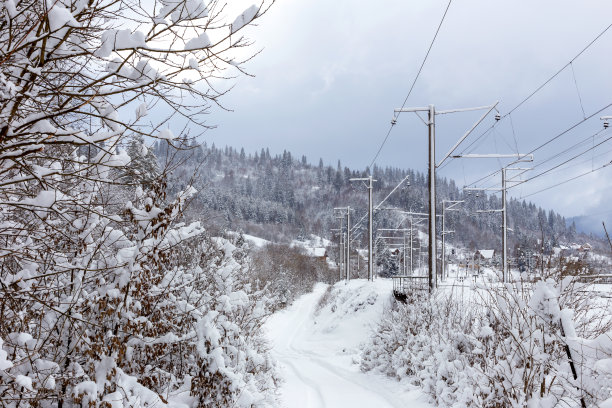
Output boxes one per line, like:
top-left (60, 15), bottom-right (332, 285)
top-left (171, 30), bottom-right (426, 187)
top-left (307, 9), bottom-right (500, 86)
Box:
top-left (207, 0), bottom-right (612, 226)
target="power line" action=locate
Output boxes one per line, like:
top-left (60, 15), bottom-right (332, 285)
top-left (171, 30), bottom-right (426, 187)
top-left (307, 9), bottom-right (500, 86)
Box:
top-left (463, 102), bottom-right (612, 189)
top-left (478, 128), bottom-right (610, 191)
top-left (504, 23), bottom-right (612, 119)
top-left (550, 145), bottom-right (612, 175)
top-left (368, 0), bottom-right (453, 170)
top-left (523, 103), bottom-right (612, 157)
top-left (350, 175), bottom-right (410, 235)
top-left (478, 128), bottom-right (608, 191)
top-left (519, 160), bottom-right (612, 199)
top-left (508, 129), bottom-right (612, 189)
top-left (446, 23), bottom-right (612, 167)
top-left (355, 1), bottom-right (454, 236)
top-left (526, 128), bottom-right (608, 171)
top-left (368, 126), bottom-right (395, 172)
top-left (570, 62), bottom-right (587, 119)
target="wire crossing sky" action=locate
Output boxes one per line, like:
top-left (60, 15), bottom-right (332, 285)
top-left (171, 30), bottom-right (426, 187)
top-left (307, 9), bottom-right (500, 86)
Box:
top-left (211, 0), bottom-right (612, 233)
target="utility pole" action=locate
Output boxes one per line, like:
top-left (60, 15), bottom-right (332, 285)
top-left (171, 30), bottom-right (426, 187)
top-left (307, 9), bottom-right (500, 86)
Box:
top-left (394, 102), bottom-right (498, 293)
top-left (342, 232), bottom-right (346, 279)
top-left (377, 208), bottom-right (429, 276)
top-left (334, 207), bottom-right (352, 281)
top-left (346, 207), bottom-right (350, 280)
top-left (409, 219), bottom-right (413, 274)
top-left (331, 227), bottom-right (342, 281)
top-left (441, 200), bottom-right (463, 281)
top-left (501, 168), bottom-right (507, 284)
top-left (403, 232), bottom-right (406, 275)
top-left (350, 177), bottom-right (376, 281)
top-left (377, 228), bottom-right (409, 276)
top-left (462, 156), bottom-right (533, 283)
top-left (427, 105), bottom-right (436, 291)
top-left (409, 216), bottom-right (427, 275)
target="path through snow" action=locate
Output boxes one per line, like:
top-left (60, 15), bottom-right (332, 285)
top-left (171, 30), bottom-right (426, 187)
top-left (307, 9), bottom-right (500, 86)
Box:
top-left (264, 279), bottom-right (431, 408)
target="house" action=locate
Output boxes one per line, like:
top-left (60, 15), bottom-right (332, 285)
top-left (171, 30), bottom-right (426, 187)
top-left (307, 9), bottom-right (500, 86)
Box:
top-left (475, 249), bottom-right (495, 262)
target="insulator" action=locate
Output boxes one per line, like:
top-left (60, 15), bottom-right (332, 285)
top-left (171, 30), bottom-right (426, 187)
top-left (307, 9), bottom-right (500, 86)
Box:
top-left (495, 113), bottom-right (501, 121)
top-left (605, 121), bottom-right (609, 129)
top-left (391, 117), bottom-right (397, 125)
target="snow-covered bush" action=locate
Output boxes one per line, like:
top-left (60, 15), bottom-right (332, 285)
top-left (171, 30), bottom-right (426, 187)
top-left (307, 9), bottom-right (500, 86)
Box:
top-left (0, 178), bottom-right (280, 407)
top-left (361, 279), bottom-right (612, 407)
top-left (361, 291), bottom-right (486, 407)
top-left (0, 0), bottom-right (277, 405)
top-left (473, 277), bottom-right (612, 407)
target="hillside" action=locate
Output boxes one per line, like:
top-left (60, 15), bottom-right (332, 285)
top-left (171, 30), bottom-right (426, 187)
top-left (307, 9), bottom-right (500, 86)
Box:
top-left (155, 142), bottom-right (607, 258)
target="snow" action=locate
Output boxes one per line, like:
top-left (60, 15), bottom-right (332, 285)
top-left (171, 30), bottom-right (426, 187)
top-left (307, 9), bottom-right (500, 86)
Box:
top-left (158, 0), bottom-right (208, 22)
top-left (128, 59), bottom-right (160, 82)
top-left (0, 337), bottom-right (12, 370)
top-left (135, 103), bottom-right (148, 120)
top-left (264, 279), bottom-right (431, 408)
top-left (291, 234), bottom-right (330, 257)
top-left (47, 4), bottom-right (79, 32)
top-left (184, 32), bottom-right (211, 50)
top-left (22, 190), bottom-right (57, 208)
top-left (3, 0), bottom-right (16, 18)
top-left (241, 234), bottom-right (270, 248)
top-left (95, 29), bottom-right (146, 58)
top-left (157, 128), bottom-right (176, 140)
top-left (231, 5), bottom-right (259, 34)
top-left (15, 375), bottom-right (33, 391)
top-left (477, 249), bottom-right (494, 259)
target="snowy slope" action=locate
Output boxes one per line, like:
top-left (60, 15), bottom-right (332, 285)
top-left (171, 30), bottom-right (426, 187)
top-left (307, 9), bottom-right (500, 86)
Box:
top-left (290, 234), bottom-right (330, 257)
top-left (264, 279), bottom-right (431, 408)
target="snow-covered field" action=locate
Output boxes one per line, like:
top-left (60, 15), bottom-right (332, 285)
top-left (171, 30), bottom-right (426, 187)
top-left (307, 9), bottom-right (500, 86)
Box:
top-left (264, 279), bottom-right (431, 408)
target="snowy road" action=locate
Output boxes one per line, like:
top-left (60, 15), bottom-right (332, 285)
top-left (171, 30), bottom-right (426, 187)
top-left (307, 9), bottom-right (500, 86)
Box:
top-left (264, 280), bottom-right (431, 408)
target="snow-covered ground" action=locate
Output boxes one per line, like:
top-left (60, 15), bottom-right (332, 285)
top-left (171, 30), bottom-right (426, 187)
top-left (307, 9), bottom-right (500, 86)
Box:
top-left (290, 234), bottom-right (331, 257)
top-left (264, 279), bottom-right (431, 408)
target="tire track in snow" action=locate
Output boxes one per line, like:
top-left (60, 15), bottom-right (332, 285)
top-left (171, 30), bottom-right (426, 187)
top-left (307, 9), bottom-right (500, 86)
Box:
top-left (272, 288), bottom-right (327, 407)
top-left (265, 282), bottom-right (429, 408)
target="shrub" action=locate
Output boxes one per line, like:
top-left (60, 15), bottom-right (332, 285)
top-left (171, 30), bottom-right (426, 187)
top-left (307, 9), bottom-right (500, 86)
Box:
top-left (361, 277), bottom-right (612, 407)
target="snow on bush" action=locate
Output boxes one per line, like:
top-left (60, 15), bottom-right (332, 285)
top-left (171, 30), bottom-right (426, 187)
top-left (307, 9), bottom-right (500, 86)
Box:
top-left (0, 178), bottom-right (280, 407)
top-left (361, 279), bottom-right (612, 407)
top-left (0, 0), bottom-right (276, 404)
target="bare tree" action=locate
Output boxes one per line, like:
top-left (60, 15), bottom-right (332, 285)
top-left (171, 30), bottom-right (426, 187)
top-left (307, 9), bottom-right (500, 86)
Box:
top-left (0, 0), bottom-right (276, 405)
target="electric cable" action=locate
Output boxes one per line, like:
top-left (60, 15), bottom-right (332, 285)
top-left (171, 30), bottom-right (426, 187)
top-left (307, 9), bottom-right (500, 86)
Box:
top-left (449, 23), bottom-right (612, 164)
top-left (367, 0), bottom-right (453, 171)
top-left (463, 102), bottom-right (612, 189)
top-left (519, 160), bottom-right (612, 199)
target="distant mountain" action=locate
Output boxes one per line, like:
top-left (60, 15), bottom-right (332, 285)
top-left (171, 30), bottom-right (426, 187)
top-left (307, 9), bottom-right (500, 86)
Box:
top-left (567, 214), bottom-right (612, 239)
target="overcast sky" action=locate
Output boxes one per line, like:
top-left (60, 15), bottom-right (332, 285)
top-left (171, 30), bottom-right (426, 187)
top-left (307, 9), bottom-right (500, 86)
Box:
top-left (206, 0), bottom-right (612, 232)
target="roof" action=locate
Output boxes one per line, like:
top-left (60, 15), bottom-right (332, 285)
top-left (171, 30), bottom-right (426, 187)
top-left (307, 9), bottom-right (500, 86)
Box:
top-left (477, 249), bottom-right (495, 259)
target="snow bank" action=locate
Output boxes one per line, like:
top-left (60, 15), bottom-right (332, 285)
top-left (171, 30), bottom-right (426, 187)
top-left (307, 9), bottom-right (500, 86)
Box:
top-left (265, 279), bottom-right (431, 407)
